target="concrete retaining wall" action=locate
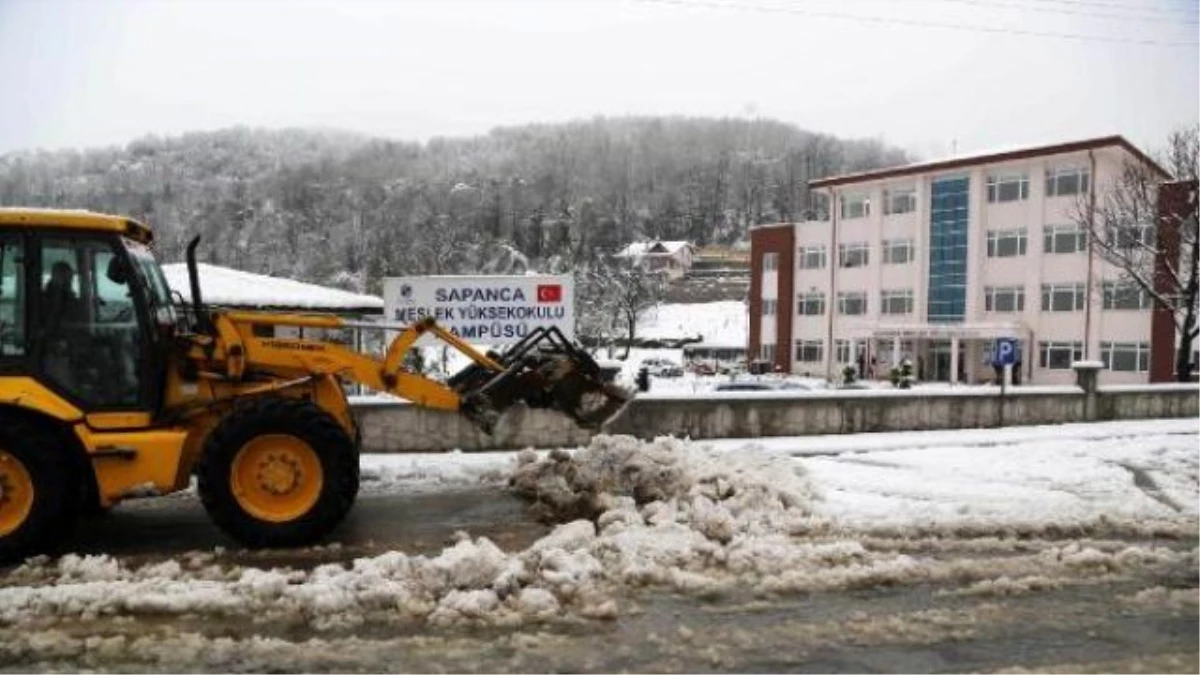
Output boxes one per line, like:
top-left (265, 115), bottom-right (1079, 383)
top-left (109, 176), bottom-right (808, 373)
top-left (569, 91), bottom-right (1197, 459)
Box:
top-left (351, 384), bottom-right (1199, 453)
top-left (354, 401), bottom-right (593, 455)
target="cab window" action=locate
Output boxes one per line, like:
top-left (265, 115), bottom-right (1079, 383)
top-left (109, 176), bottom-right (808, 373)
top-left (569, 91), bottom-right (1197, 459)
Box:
top-left (124, 238), bottom-right (176, 327)
top-left (38, 237), bottom-right (145, 408)
top-left (0, 235), bottom-right (26, 358)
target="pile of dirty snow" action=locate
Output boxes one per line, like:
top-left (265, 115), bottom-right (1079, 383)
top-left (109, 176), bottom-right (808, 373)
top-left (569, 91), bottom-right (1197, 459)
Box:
top-left (509, 435), bottom-right (820, 540)
top-left (0, 534), bottom-right (616, 630)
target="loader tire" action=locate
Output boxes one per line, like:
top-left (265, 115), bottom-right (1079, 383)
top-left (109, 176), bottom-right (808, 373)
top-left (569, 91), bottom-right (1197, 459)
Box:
top-left (197, 398), bottom-right (359, 548)
top-left (0, 418), bottom-right (79, 565)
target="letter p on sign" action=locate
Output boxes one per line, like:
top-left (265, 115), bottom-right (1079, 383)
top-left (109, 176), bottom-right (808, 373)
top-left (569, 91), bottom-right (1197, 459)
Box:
top-left (537, 284), bottom-right (562, 303)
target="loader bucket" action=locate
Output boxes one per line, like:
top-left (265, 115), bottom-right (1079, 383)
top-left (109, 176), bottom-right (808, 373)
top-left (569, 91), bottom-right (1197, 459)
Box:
top-left (449, 328), bottom-right (634, 434)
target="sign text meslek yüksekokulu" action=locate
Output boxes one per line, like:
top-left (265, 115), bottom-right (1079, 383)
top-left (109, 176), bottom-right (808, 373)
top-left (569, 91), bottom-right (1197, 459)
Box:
top-left (382, 275), bottom-right (576, 342)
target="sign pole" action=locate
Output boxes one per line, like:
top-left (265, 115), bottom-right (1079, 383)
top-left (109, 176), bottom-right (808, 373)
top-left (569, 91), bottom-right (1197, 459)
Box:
top-left (993, 338), bottom-right (1017, 429)
top-left (999, 363), bottom-right (1009, 428)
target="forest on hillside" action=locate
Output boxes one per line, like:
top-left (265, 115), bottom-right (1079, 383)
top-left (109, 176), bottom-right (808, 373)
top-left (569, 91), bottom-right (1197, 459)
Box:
top-left (0, 117), bottom-right (908, 294)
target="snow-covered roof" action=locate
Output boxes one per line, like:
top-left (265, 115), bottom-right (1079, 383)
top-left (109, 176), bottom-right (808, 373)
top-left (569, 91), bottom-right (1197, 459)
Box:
top-left (810, 135), bottom-right (1167, 189)
top-left (162, 263), bottom-right (383, 313)
top-left (616, 240), bottom-right (693, 257)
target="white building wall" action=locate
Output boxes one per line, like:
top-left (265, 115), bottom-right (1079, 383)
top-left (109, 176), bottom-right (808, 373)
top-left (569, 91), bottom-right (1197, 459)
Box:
top-left (784, 144), bottom-right (1156, 385)
top-left (759, 266), bottom-right (778, 359)
top-left (792, 221), bottom-right (831, 373)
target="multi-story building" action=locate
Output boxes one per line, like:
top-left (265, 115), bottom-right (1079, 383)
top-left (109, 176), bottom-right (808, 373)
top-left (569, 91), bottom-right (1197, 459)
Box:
top-left (749, 135), bottom-right (1175, 385)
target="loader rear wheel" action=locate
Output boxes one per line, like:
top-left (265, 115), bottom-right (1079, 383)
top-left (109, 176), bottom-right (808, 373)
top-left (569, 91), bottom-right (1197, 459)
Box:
top-left (197, 398), bottom-right (358, 548)
top-left (0, 420), bottom-right (77, 564)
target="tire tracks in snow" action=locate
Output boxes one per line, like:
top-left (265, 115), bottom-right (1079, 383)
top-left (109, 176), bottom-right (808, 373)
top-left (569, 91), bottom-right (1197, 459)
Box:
top-left (1112, 461), bottom-right (1185, 513)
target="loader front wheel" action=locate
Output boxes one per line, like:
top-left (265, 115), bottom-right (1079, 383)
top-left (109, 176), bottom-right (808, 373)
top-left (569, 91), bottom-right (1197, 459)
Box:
top-left (0, 419), bottom-right (78, 564)
top-left (198, 399), bottom-right (358, 548)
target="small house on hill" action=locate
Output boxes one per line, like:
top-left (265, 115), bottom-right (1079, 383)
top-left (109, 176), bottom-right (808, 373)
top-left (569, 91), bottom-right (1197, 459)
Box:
top-left (615, 240), bottom-right (695, 280)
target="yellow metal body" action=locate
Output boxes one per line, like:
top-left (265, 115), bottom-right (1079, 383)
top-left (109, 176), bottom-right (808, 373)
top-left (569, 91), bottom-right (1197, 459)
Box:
top-left (0, 208), bottom-right (152, 243)
top-left (2, 310), bottom-right (502, 507)
top-left (0, 208), bottom-right (515, 511)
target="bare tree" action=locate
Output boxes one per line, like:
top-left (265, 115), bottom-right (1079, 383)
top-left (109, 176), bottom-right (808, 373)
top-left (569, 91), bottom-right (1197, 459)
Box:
top-left (574, 259), bottom-right (623, 356)
top-left (1072, 127), bottom-right (1199, 381)
top-left (574, 253), bottom-right (664, 359)
top-left (610, 257), bottom-right (665, 359)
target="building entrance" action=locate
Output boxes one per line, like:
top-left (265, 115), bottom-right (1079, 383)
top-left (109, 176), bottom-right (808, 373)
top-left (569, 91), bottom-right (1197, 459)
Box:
top-left (926, 340), bottom-right (965, 383)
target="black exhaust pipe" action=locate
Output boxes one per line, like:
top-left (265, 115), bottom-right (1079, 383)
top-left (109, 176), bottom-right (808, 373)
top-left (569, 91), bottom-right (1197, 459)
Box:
top-left (185, 235), bottom-right (212, 334)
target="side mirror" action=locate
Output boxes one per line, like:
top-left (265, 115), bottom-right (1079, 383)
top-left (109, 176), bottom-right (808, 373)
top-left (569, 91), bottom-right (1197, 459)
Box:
top-left (106, 256), bottom-right (130, 284)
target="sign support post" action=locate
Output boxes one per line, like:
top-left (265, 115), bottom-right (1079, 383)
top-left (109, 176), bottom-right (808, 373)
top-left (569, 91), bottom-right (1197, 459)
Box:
top-left (993, 338), bottom-right (1018, 429)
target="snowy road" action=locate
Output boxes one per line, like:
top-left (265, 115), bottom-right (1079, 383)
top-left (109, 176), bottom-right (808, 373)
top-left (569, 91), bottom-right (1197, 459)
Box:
top-left (65, 487), bottom-right (548, 565)
top-left (0, 419), bottom-right (1196, 672)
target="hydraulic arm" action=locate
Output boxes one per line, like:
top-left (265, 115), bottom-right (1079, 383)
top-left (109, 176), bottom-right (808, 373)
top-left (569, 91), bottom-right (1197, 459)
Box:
top-left (189, 309), bottom-right (632, 434)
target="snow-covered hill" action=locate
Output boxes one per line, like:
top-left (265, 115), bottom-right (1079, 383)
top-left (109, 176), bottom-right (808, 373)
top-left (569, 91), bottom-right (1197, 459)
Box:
top-left (636, 301), bottom-right (747, 345)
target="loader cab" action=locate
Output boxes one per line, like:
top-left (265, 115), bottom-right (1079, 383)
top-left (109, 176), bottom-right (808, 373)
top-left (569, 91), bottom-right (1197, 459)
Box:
top-left (1, 224), bottom-right (175, 415)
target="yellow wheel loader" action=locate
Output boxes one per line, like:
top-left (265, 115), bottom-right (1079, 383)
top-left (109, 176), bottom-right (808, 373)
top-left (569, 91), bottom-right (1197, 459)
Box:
top-left (0, 208), bottom-right (630, 562)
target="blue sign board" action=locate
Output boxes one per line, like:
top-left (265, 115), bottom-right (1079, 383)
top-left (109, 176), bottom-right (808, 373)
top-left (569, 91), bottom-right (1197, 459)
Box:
top-left (992, 338), bottom-right (1019, 367)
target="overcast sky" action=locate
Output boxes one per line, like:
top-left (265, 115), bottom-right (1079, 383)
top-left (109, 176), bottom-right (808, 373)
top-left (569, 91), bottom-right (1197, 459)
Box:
top-left (1, 0), bottom-right (1196, 159)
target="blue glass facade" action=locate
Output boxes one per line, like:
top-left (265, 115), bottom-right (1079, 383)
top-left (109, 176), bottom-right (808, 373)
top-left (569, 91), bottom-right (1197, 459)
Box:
top-left (927, 177), bottom-right (970, 323)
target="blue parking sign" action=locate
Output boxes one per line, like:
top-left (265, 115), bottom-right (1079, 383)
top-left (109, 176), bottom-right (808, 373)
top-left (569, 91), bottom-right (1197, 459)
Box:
top-left (993, 338), bottom-right (1019, 367)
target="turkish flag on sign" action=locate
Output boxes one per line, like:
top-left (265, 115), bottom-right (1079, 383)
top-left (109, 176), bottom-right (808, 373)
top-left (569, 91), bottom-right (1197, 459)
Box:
top-left (537, 284), bottom-right (562, 303)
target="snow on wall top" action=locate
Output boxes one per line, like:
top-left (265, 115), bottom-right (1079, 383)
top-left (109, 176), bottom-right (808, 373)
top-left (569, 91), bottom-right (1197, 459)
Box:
top-left (162, 263), bottom-right (383, 312)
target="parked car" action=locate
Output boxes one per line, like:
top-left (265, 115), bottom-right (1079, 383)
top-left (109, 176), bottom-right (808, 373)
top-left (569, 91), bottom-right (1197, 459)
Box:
top-left (640, 357), bottom-right (684, 378)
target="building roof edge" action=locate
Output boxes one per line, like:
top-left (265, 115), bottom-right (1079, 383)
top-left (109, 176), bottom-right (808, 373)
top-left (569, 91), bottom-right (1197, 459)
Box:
top-left (810, 135), bottom-right (1170, 189)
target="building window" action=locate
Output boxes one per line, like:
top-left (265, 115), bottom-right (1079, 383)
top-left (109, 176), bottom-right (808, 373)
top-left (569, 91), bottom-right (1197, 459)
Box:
top-left (987, 173), bottom-right (1030, 203)
top-left (795, 339), bottom-right (824, 363)
top-left (927, 176), bottom-right (970, 323)
top-left (841, 193), bottom-right (870, 219)
top-left (1045, 166), bottom-right (1090, 198)
top-left (798, 245), bottom-right (827, 270)
top-left (762, 298), bottom-right (777, 316)
top-left (880, 289), bottom-right (914, 315)
top-left (839, 242), bottom-right (870, 268)
top-left (985, 286), bottom-right (1026, 313)
top-left (838, 291), bottom-right (868, 316)
top-left (835, 339), bottom-right (852, 364)
top-left (1038, 341), bottom-right (1083, 370)
top-left (1044, 224), bottom-right (1088, 254)
top-left (882, 239), bottom-right (914, 265)
top-left (763, 252), bottom-right (779, 272)
top-left (1106, 222), bottom-right (1154, 250)
top-left (760, 343), bottom-right (776, 363)
top-left (1040, 283), bottom-right (1087, 312)
top-left (1101, 341), bottom-right (1149, 372)
top-left (796, 292), bottom-right (826, 316)
top-left (884, 188), bottom-right (916, 215)
top-left (986, 228), bottom-right (1028, 257)
top-left (1102, 281), bottom-right (1153, 310)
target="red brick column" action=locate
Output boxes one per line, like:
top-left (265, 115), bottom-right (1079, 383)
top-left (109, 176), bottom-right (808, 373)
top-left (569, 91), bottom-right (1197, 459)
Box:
top-left (749, 224), bottom-right (795, 372)
top-left (1150, 179), bottom-right (1198, 382)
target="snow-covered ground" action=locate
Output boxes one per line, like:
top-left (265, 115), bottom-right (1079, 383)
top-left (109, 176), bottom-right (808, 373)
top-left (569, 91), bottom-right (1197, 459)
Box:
top-left (635, 300), bottom-right (746, 344)
top-left (358, 418), bottom-right (1199, 528)
top-left (1, 419), bottom-right (1195, 672)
